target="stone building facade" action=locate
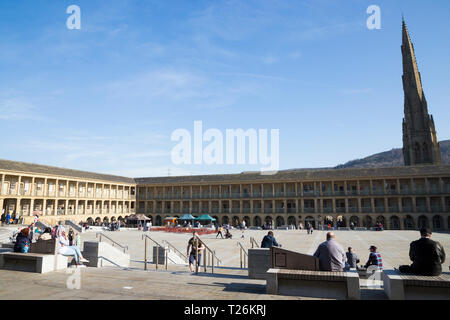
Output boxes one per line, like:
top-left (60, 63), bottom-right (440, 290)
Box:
top-left (0, 159), bottom-right (136, 226)
top-left (135, 165), bottom-right (450, 231)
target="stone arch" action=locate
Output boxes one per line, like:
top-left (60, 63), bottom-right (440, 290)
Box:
top-left (111, 216), bottom-right (116, 222)
top-left (390, 216), bottom-right (400, 230)
top-left (350, 216), bottom-right (359, 227)
top-left (376, 216), bottom-right (385, 227)
top-left (232, 216), bottom-right (240, 227)
top-left (87, 217), bottom-right (94, 226)
top-left (418, 215), bottom-right (429, 229)
top-left (155, 215), bottom-right (162, 226)
top-left (265, 216), bottom-right (273, 225)
top-left (222, 216), bottom-right (229, 225)
top-left (432, 215), bottom-right (443, 231)
top-left (212, 216), bottom-right (219, 225)
top-left (253, 216), bottom-right (262, 227)
top-left (243, 216), bottom-right (250, 227)
top-left (287, 216), bottom-right (296, 226)
top-left (95, 217), bottom-right (102, 226)
top-left (404, 215), bottom-right (415, 230)
top-left (275, 216), bottom-right (284, 227)
top-left (305, 216), bottom-right (315, 229)
top-left (323, 215), bottom-right (333, 226)
top-left (337, 215), bottom-right (346, 228)
top-left (363, 216), bottom-right (373, 228)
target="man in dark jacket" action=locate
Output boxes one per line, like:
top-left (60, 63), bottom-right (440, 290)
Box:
top-left (346, 247), bottom-right (360, 269)
top-left (399, 228), bottom-right (446, 276)
top-left (261, 231), bottom-right (280, 248)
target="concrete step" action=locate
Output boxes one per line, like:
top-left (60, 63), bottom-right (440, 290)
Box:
top-left (82, 241), bottom-right (130, 268)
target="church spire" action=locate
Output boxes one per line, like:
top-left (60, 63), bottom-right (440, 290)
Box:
top-left (401, 19), bottom-right (441, 166)
top-left (402, 19), bottom-right (424, 101)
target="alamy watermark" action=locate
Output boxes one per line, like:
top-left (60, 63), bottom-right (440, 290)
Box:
top-left (66, 267), bottom-right (81, 290)
top-left (171, 121), bottom-right (280, 175)
top-left (66, 5), bottom-right (81, 30)
top-left (367, 5), bottom-right (381, 30)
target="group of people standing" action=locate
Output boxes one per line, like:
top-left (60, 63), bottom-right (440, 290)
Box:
top-left (1, 210), bottom-right (22, 225)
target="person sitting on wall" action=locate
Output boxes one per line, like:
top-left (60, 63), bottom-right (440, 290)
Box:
top-left (261, 231), bottom-right (281, 248)
top-left (345, 247), bottom-right (360, 270)
top-left (313, 232), bottom-right (346, 271)
top-left (399, 228), bottom-right (446, 276)
top-left (14, 228), bottom-right (31, 253)
top-left (363, 246), bottom-right (383, 270)
top-left (57, 230), bottom-right (89, 267)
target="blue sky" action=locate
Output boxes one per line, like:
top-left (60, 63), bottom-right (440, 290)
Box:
top-left (0, 0), bottom-right (449, 177)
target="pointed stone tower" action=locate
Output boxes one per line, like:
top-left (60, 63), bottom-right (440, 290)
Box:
top-left (401, 19), bottom-right (441, 166)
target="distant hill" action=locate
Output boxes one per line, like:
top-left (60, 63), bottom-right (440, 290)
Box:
top-left (335, 140), bottom-right (450, 169)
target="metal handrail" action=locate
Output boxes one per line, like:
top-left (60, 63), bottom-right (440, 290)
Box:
top-left (237, 242), bottom-right (248, 269)
top-left (199, 239), bottom-right (222, 266)
top-left (193, 238), bottom-right (222, 274)
top-left (163, 240), bottom-right (188, 264)
top-left (250, 237), bottom-right (259, 248)
top-left (96, 233), bottom-right (128, 253)
top-left (142, 234), bottom-right (166, 271)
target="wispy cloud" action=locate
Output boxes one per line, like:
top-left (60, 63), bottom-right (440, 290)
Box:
top-left (0, 98), bottom-right (46, 121)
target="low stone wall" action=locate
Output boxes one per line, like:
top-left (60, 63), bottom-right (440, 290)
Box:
top-left (383, 269), bottom-right (450, 300)
top-left (248, 248), bottom-right (270, 280)
top-left (266, 268), bottom-right (360, 300)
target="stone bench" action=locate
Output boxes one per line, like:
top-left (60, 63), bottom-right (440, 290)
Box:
top-left (0, 252), bottom-right (67, 273)
top-left (266, 269), bottom-right (360, 300)
top-left (0, 239), bottom-right (68, 273)
top-left (383, 270), bottom-right (450, 300)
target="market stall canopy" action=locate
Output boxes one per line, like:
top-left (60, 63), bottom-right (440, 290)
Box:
top-left (126, 214), bottom-right (151, 221)
top-left (163, 216), bottom-right (178, 221)
top-left (179, 214), bottom-right (196, 220)
top-left (196, 214), bottom-right (216, 221)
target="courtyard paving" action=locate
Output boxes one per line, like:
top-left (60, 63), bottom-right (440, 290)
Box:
top-left (0, 228), bottom-right (448, 300)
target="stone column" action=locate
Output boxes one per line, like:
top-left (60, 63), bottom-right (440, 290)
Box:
top-left (30, 199), bottom-right (35, 216)
top-left (65, 199), bottom-right (69, 215)
top-left (54, 199), bottom-right (58, 216)
top-left (0, 174), bottom-right (4, 196)
top-left (42, 199), bottom-right (47, 216)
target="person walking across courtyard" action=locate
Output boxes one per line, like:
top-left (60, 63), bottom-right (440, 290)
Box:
top-left (216, 225), bottom-right (224, 239)
top-left (187, 231), bottom-right (205, 272)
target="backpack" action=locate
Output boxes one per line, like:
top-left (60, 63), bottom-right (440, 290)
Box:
top-left (21, 241), bottom-right (29, 253)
